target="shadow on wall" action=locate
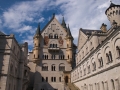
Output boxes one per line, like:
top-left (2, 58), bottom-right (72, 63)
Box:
top-left (27, 71), bottom-right (57, 90)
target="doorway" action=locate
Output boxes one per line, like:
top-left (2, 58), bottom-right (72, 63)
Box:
top-left (65, 76), bottom-right (68, 83)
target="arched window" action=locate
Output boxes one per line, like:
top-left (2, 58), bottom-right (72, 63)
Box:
top-left (59, 63), bottom-right (65, 71)
top-left (88, 65), bottom-right (90, 74)
top-left (109, 51), bottom-right (113, 62)
top-left (92, 62), bottom-right (96, 71)
top-left (51, 64), bottom-right (55, 71)
top-left (54, 34), bottom-right (58, 39)
top-left (98, 57), bottom-right (103, 68)
top-left (42, 63), bottom-right (48, 71)
top-left (116, 46), bottom-right (120, 57)
top-left (49, 33), bottom-right (53, 39)
top-left (106, 51), bottom-right (113, 64)
top-left (111, 79), bottom-right (115, 90)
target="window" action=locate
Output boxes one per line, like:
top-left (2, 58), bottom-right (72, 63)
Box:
top-left (42, 77), bottom-right (44, 82)
top-left (88, 65), bottom-right (90, 74)
top-left (54, 34), bottom-right (58, 39)
top-left (98, 57), bottom-right (103, 68)
top-left (43, 55), bottom-right (48, 59)
top-left (46, 77), bottom-right (48, 82)
top-left (51, 77), bottom-right (56, 82)
top-left (106, 51), bottom-right (113, 64)
top-left (59, 63), bottom-right (65, 71)
top-left (51, 65), bottom-right (55, 71)
top-left (59, 77), bottom-right (61, 82)
top-left (59, 55), bottom-right (64, 59)
top-left (111, 79), bottom-right (115, 90)
top-left (52, 55), bottom-right (55, 59)
top-left (42, 64), bottom-right (48, 71)
top-left (92, 62), bottom-right (96, 71)
top-left (49, 34), bottom-right (53, 39)
top-left (116, 46), bottom-right (120, 57)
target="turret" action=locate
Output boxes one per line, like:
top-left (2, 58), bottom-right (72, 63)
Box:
top-left (105, 2), bottom-right (120, 26)
top-left (61, 17), bottom-right (67, 29)
top-left (33, 23), bottom-right (41, 63)
top-left (65, 25), bottom-right (74, 64)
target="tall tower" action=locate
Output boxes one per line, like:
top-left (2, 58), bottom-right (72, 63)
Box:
top-left (33, 24), bottom-right (41, 63)
top-left (61, 17), bottom-right (67, 29)
top-left (65, 25), bottom-right (74, 64)
top-left (105, 2), bottom-right (120, 26)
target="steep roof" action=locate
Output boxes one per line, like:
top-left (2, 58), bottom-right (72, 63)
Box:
top-left (41, 13), bottom-right (55, 33)
top-left (35, 23), bottom-right (41, 35)
top-left (66, 25), bottom-right (73, 39)
top-left (61, 17), bottom-right (67, 30)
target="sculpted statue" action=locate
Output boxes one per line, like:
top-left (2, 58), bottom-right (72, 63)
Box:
top-left (58, 36), bottom-right (63, 46)
top-left (44, 36), bottom-right (49, 45)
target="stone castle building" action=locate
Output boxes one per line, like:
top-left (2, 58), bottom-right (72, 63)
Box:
top-left (71, 2), bottom-right (120, 90)
top-left (0, 32), bottom-right (30, 90)
top-left (28, 14), bottom-right (76, 90)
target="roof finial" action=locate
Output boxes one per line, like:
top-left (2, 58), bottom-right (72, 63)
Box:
top-left (53, 13), bottom-right (55, 18)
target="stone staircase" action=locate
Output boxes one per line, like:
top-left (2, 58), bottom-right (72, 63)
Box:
top-left (66, 83), bottom-right (80, 90)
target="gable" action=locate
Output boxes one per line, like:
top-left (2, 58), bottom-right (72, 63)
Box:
top-left (77, 30), bottom-right (87, 50)
top-left (41, 17), bottom-right (67, 37)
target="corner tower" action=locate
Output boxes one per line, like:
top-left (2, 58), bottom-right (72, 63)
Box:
top-left (65, 25), bottom-right (74, 64)
top-left (105, 2), bottom-right (120, 26)
top-left (33, 23), bottom-right (41, 63)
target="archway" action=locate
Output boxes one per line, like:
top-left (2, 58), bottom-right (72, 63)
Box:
top-left (65, 76), bottom-right (68, 83)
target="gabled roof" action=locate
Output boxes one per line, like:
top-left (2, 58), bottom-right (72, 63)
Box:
top-left (41, 13), bottom-right (67, 34)
top-left (0, 31), bottom-right (6, 35)
top-left (41, 14), bottom-right (55, 33)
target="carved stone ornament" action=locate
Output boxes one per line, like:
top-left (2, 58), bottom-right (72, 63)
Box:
top-left (58, 36), bottom-right (64, 46)
top-left (44, 36), bottom-right (49, 45)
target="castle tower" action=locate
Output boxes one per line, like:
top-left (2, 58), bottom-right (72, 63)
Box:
top-left (105, 2), bottom-right (120, 26)
top-left (65, 25), bottom-right (74, 64)
top-left (33, 23), bottom-right (41, 63)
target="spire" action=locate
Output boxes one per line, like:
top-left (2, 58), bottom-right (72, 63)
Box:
top-left (61, 16), bottom-right (67, 29)
top-left (109, 1), bottom-right (116, 7)
top-left (66, 24), bottom-right (73, 39)
top-left (35, 23), bottom-right (41, 35)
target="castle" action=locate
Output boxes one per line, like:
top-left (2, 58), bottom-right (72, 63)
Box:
top-left (0, 1), bottom-right (120, 90)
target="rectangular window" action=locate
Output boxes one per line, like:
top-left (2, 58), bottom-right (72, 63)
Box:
top-left (42, 77), bottom-right (44, 82)
top-left (59, 77), bottom-right (61, 82)
top-left (46, 77), bottom-right (48, 82)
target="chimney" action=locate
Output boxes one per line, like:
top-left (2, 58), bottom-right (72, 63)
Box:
top-left (100, 23), bottom-right (107, 32)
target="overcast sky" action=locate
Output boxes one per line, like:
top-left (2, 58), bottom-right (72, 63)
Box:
top-left (0, 0), bottom-right (120, 51)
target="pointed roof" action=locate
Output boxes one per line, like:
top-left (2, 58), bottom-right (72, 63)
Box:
top-left (66, 24), bottom-right (73, 39)
top-left (61, 17), bottom-right (67, 29)
top-left (35, 23), bottom-right (41, 35)
top-left (105, 2), bottom-right (120, 14)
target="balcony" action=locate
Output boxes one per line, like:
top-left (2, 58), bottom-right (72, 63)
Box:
top-left (48, 44), bottom-right (60, 51)
top-left (48, 47), bottom-right (60, 51)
